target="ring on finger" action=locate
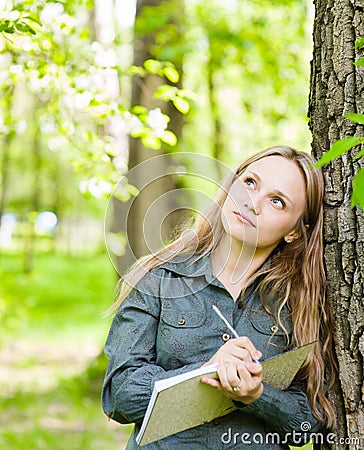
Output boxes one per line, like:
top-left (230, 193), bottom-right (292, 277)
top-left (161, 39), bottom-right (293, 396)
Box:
top-left (232, 383), bottom-right (242, 392)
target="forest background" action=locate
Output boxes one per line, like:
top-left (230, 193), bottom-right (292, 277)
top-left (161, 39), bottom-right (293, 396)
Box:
top-left (0, 0), bottom-right (363, 449)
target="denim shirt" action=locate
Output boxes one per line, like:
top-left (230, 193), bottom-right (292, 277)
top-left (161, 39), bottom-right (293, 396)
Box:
top-left (102, 254), bottom-right (323, 449)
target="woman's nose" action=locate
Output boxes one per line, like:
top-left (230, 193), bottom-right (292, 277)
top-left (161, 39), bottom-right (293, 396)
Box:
top-left (244, 193), bottom-right (261, 215)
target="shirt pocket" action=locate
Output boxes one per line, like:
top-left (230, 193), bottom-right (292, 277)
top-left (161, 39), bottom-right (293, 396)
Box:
top-left (161, 308), bottom-right (206, 328)
top-left (249, 312), bottom-right (292, 358)
top-left (157, 307), bottom-right (207, 367)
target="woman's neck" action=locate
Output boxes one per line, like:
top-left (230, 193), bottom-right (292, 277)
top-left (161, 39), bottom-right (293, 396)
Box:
top-left (211, 236), bottom-right (272, 299)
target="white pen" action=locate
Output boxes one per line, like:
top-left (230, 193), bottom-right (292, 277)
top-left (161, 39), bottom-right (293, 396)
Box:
top-left (212, 305), bottom-right (239, 338)
top-left (212, 304), bottom-right (260, 363)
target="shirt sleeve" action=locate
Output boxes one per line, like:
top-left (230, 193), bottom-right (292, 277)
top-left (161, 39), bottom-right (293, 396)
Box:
top-left (101, 275), bottom-right (202, 424)
top-left (234, 379), bottom-right (324, 446)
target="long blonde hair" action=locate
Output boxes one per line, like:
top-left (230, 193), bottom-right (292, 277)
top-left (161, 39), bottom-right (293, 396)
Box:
top-left (110, 146), bottom-right (336, 428)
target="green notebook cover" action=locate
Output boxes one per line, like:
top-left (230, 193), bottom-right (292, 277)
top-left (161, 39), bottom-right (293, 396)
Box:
top-left (136, 342), bottom-right (316, 446)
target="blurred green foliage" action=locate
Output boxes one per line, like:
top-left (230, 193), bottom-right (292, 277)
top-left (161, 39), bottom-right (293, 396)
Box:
top-left (0, 360), bottom-right (132, 450)
top-left (0, 251), bottom-right (128, 448)
top-left (0, 251), bottom-right (116, 342)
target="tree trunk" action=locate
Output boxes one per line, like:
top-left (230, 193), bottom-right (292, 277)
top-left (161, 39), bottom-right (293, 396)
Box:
top-left (206, 49), bottom-right (224, 180)
top-left (309, 0), bottom-right (364, 448)
top-left (118, 0), bottom-right (186, 274)
top-left (0, 85), bottom-right (14, 233)
top-left (0, 132), bottom-right (12, 229)
top-left (23, 120), bottom-right (42, 273)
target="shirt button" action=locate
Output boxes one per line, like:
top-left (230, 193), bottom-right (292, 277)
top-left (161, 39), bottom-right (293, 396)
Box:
top-left (178, 318), bottom-right (186, 325)
top-left (271, 325), bottom-right (279, 333)
top-left (222, 333), bottom-right (230, 342)
top-left (213, 419), bottom-right (221, 425)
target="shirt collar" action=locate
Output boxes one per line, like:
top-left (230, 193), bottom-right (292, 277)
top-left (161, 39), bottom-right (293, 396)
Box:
top-left (158, 253), bottom-right (270, 276)
top-left (157, 252), bottom-right (272, 292)
top-left (157, 253), bottom-right (214, 278)
top-left (158, 253), bottom-right (225, 289)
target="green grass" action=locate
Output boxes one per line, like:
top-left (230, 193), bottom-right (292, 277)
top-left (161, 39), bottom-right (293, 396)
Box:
top-left (0, 251), bottom-right (117, 343)
top-left (0, 251), bottom-right (131, 449)
top-left (0, 354), bottom-right (133, 449)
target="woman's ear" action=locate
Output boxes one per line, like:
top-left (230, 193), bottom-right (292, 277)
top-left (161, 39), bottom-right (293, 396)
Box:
top-left (284, 230), bottom-right (301, 244)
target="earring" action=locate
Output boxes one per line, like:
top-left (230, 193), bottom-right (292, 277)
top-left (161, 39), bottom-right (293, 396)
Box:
top-left (285, 238), bottom-right (292, 244)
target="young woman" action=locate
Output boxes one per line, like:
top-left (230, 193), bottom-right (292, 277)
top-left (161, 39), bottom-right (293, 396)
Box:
top-left (102, 146), bottom-right (336, 449)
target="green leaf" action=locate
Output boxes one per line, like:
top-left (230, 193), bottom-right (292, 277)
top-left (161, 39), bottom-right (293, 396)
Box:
top-left (355, 38), bottom-right (364, 49)
top-left (53, 53), bottom-right (67, 65)
top-left (23, 15), bottom-right (42, 27)
top-left (131, 105), bottom-right (148, 115)
top-left (163, 66), bottom-right (179, 83)
top-left (129, 65), bottom-right (146, 77)
top-left (351, 168), bottom-right (364, 210)
top-left (354, 57), bottom-right (364, 66)
top-left (315, 136), bottom-right (363, 167)
top-left (345, 113), bottom-right (364, 125)
top-left (0, 20), bottom-right (11, 32)
top-left (353, 148), bottom-right (364, 160)
top-left (86, 130), bottom-right (93, 141)
top-left (15, 21), bottom-right (36, 35)
top-left (114, 183), bottom-right (139, 202)
top-left (127, 184), bottom-right (140, 197)
top-left (173, 97), bottom-right (190, 114)
top-left (141, 134), bottom-right (161, 149)
top-left (79, 28), bottom-right (90, 40)
top-left (177, 89), bottom-right (199, 100)
top-left (144, 59), bottom-right (162, 74)
top-left (154, 84), bottom-right (177, 101)
top-left (161, 130), bottom-right (177, 146)
top-left (130, 129), bottom-right (144, 138)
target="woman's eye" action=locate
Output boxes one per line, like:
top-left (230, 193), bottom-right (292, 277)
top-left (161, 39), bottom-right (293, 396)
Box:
top-left (272, 197), bottom-right (285, 209)
top-left (245, 178), bottom-right (255, 188)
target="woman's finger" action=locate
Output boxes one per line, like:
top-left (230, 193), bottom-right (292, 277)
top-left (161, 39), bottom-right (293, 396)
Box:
top-left (217, 360), bottom-right (230, 390)
top-left (237, 362), bottom-right (262, 394)
top-left (217, 360), bottom-right (234, 391)
top-left (200, 377), bottom-right (221, 389)
top-left (225, 359), bottom-right (241, 391)
top-left (218, 342), bottom-right (255, 364)
top-left (246, 361), bottom-right (263, 377)
top-left (223, 345), bottom-right (251, 362)
top-left (233, 336), bottom-right (262, 361)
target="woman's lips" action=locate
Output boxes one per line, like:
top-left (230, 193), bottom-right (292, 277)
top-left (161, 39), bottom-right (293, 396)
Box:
top-left (233, 211), bottom-right (255, 227)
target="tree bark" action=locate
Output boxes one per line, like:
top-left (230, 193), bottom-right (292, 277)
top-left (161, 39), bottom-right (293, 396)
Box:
top-left (309, 0), bottom-right (364, 448)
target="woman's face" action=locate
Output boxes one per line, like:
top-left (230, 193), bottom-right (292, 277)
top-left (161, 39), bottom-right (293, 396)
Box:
top-left (221, 155), bottom-right (307, 252)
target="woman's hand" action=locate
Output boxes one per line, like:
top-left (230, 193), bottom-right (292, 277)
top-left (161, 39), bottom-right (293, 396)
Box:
top-left (201, 337), bottom-right (263, 404)
top-left (202, 336), bottom-right (261, 367)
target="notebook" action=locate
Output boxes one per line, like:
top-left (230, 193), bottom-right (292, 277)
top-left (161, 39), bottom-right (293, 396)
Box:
top-left (136, 341), bottom-right (316, 446)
